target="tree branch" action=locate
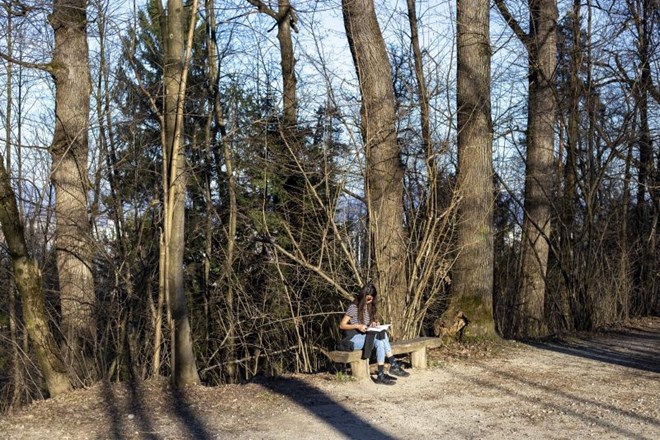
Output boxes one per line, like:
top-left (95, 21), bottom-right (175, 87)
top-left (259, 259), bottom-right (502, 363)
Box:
top-left (494, 0), bottom-right (530, 49)
top-left (247, 0), bottom-right (298, 33)
top-left (0, 51), bottom-right (54, 74)
top-left (246, 0), bottom-right (278, 20)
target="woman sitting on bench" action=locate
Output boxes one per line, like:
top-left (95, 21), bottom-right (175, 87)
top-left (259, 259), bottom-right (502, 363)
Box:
top-left (339, 283), bottom-right (410, 385)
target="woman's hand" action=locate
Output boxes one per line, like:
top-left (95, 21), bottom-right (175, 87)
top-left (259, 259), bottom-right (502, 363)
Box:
top-left (370, 321), bottom-right (380, 327)
top-left (357, 324), bottom-right (368, 332)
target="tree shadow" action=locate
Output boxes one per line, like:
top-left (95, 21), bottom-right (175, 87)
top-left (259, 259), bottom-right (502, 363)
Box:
top-left (100, 380), bottom-right (158, 440)
top-left (99, 381), bottom-right (125, 440)
top-left (526, 324), bottom-right (660, 373)
top-left (100, 380), bottom-right (212, 440)
top-left (450, 361), bottom-right (660, 438)
top-left (165, 386), bottom-right (213, 440)
top-left (255, 375), bottom-right (396, 440)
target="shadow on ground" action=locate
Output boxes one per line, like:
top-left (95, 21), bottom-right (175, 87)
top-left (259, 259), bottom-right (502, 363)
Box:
top-left (99, 375), bottom-right (393, 440)
top-left (527, 323), bottom-right (660, 373)
top-left (255, 376), bottom-right (396, 440)
top-left (101, 380), bottom-right (213, 440)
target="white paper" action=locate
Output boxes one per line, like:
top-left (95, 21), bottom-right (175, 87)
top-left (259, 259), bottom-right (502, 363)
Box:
top-left (367, 324), bottom-right (391, 332)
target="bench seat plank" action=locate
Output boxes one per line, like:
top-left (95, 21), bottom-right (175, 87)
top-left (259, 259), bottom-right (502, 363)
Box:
top-left (391, 337), bottom-right (444, 353)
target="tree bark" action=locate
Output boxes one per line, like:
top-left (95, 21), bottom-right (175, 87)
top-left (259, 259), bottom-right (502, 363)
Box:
top-left (518, 0), bottom-right (557, 338)
top-left (496, 0), bottom-right (558, 338)
top-left (48, 0), bottom-right (96, 375)
top-left (342, 0), bottom-right (408, 338)
top-left (161, 0), bottom-right (200, 387)
top-left (0, 155), bottom-right (71, 397)
top-left (450, 0), bottom-right (496, 338)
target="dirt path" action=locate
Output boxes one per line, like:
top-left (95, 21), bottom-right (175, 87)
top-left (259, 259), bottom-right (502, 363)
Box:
top-left (1, 317), bottom-right (658, 439)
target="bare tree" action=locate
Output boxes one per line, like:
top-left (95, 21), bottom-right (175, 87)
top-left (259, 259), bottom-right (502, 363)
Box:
top-left (48, 0), bottom-right (97, 377)
top-left (205, 0), bottom-right (239, 381)
top-left (247, 0), bottom-right (308, 240)
top-left (554, 0), bottom-right (582, 331)
top-left (496, 0), bottom-right (558, 338)
top-left (88, 0), bottom-right (146, 379)
top-left (623, 0), bottom-right (659, 316)
top-left (450, 0), bottom-right (496, 337)
top-left (159, 0), bottom-right (200, 386)
top-left (341, 0), bottom-right (408, 337)
top-left (247, 0), bottom-right (298, 129)
top-left (405, 0), bottom-right (434, 199)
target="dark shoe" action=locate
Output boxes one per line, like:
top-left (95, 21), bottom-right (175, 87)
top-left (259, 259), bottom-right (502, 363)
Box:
top-left (374, 372), bottom-right (396, 385)
top-left (389, 364), bottom-right (410, 377)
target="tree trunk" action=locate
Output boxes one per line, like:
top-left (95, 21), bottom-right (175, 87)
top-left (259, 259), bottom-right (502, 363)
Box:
top-left (630, 0), bottom-right (657, 316)
top-left (3, 8), bottom-right (23, 406)
top-left (247, 0), bottom-right (297, 128)
top-left (450, 0), bottom-right (496, 338)
top-left (496, 0), bottom-right (558, 338)
top-left (342, 0), bottom-right (408, 338)
top-left (405, 0), bottom-right (436, 213)
top-left (517, 0), bottom-right (558, 338)
top-left (48, 0), bottom-right (96, 376)
top-left (161, 0), bottom-right (200, 387)
top-left (248, 0), bottom-right (304, 237)
top-left (0, 155), bottom-right (71, 398)
top-left (276, 1), bottom-right (297, 129)
top-left (555, 0), bottom-right (581, 333)
top-left (206, 0), bottom-right (238, 382)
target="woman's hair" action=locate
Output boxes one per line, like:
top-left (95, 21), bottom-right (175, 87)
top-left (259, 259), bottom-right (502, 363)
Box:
top-left (355, 283), bottom-right (378, 324)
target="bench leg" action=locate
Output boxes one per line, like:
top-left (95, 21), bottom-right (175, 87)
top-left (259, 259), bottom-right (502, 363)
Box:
top-left (349, 359), bottom-right (370, 379)
top-left (410, 348), bottom-right (427, 369)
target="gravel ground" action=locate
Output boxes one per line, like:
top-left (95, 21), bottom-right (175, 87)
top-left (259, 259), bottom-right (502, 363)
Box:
top-left (1, 317), bottom-right (658, 440)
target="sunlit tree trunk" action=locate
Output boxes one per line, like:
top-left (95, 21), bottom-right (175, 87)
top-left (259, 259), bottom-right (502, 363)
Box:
top-left (160, 0), bottom-right (200, 387)
top-left (247, 0), bottom-right (297, 128)
top-left (450, 0), bottom-right (496, 338)
top-left (342, 0), bottom-right (408, 338)
top-left (48, 0), bottom-right (96, 375)
top-left (0, 154), bottom-right (71, 397)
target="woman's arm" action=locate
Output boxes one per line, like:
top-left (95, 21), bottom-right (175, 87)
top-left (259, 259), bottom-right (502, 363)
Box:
top-left (339, 314), bottom-right (368, 333)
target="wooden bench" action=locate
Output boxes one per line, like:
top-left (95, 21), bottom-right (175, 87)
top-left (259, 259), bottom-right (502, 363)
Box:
top-left (325, 337), bottom-right (444, 380)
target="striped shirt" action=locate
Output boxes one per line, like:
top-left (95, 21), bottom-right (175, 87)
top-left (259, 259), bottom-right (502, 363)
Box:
top-left (345, 303), bottom-right (371, 326)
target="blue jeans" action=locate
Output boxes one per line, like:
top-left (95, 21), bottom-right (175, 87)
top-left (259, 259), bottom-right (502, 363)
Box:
top-left (350, 332), bottom-right (392, 364)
